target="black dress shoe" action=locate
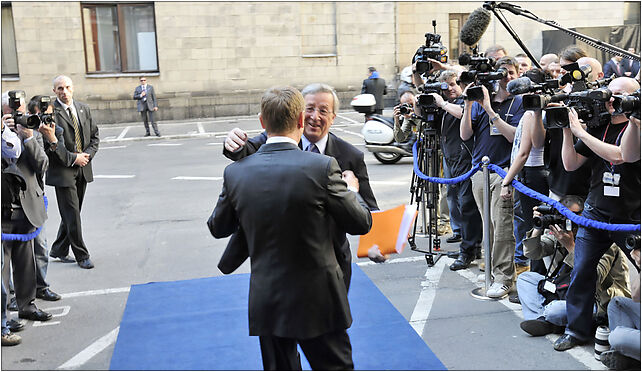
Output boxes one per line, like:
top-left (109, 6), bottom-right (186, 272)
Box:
top-left (553, 334), bottom-right (584, 351)
top-left (36, 288), bottom-right (61, 301)
top-left (520, 318), bottom-right (564, 336)
top-left (78, 258), bottom-right (94, 269)
top-left (8, 297), bottom-right (18, 311)
top-left (155, 132), bottom-right (161, 137)
top-left (50, 253), bottom-right (76, 263)
top-left (600, 350), bottom-right (640, 370)
top-left (449, 254), bottom-right (473, 271)
top-left (7, 319), bottom-right (24, 332)
top-left (19, 309), bottom-right (52, 321)
top-left (446, 234), bottom-right (462, 243)
top-left (509, 293), bottom-right (521, 304)
top-left (144, 133), bottom-right (151, 137)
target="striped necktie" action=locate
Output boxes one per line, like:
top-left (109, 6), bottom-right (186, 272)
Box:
top-left (307, 143), bottom-right (320, 153)
top-left (68, 107), bottom-right (83, 152)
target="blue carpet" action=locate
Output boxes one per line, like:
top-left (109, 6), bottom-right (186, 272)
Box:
top-left (110, 265), bottom-right (445, 370)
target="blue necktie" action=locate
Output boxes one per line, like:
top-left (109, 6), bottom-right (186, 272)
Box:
top-left (308, 143), bottom-right (320, 153)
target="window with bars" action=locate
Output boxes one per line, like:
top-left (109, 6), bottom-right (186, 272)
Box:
top-left (2, 2), bottom-right (19, 78)
top-left (81, 2), bottom-right (158, 73)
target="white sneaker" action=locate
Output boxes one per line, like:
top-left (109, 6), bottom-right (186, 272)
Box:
top-left (487, 282), bottom-right (512, 298)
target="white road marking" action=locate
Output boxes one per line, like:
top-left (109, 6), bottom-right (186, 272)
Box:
top-left (351, 143), bottom-right (365, 146)
top-left (61, 287), bottom-right (130, 298)
top-left (116, 126), bottom-right (130, 140)
top-left (331, 127), bottom-right (364, 139)
top-left (370, 181), bottom-right (408, 186)
top-left (94, 175), bottom-right (136, 179)
top-left (57, 327), bottom-right (120, 370)
top-left (207, 142), bottom-right (224, 146)
top-left (33, 306), bottom-right (71, 327)
top-left (197, 122), bottom-right (205, 134)
top-left (172, 176), bottom-right (222, 181)
top-left (100, 145), bottom-right (127, 150)
top-left (148, 143), bottom-right (182, 147)
top-left (409, 258), bottom-right (447, 335)
top-left (336, 113), bottom-right (362, 125)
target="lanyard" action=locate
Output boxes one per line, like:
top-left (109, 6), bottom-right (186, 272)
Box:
top-left (601, 122), bottom-right (628, 171)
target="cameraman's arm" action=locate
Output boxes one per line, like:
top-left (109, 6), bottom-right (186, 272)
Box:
top-left (530, 110), bottom-right (546, 148)
top-left (502, 112), bottom-right (535, 189)
top-left (561, 126), bottom-right (588, 171)
top-left (2, 115), bottom-right (21, 159)
top-left (523, 228), bottom-right (556, 260)
top-left (22, 131), bottom-right (48, 179)
top-left (430, 93), bottom-right (463, 119)
top-left (620, 116), bottom-right (641, 163)
top-left (460, 84), bottom-right (475, 141)
top-left (568, 108), bottom-right (624, 164)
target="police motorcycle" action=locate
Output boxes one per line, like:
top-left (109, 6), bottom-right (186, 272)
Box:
top-left (351, 94), bottom-right (415, 164)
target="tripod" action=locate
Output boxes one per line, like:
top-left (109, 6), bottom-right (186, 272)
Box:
top-left (408, 116), bottom-right (457, 266)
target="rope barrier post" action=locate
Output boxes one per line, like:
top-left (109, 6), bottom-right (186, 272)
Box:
top-left (472, 156), bottom-right (495, 300)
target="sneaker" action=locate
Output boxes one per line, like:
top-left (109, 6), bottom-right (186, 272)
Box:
top-left (1, 332), bottom-right (21, 346)
top-left (486, 282), bottom-right (512, 298)
top-left (600, 350), bottom-right (639, 370)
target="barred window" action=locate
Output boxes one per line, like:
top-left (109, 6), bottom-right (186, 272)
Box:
top-left (2, 2), bottom-right (19, 78)
top-left (81, 2), bottom-right (159, 73)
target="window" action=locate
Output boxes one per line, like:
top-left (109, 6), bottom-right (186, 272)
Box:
top-left (300, 2), bottom-right (337, 57)
top-left (2, 2), bottom-right (19, 78)
top-left (81, 2), bottom-right (158, 73)
top-left (448, 13), bottom-right (472, 61)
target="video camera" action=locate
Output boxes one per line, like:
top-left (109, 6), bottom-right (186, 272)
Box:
top-left (612, 89), bottom-right (640, 120)
top-left (412, 21), bottom-right (448, 75)
top-left (533, 204), bottom-right (573, 231)
top-left (416, 82), bottom-right (448, 125)
top-left (458, 52), bottom-right (506, 101)
top-left (7, 91), bottom-right (51, 130)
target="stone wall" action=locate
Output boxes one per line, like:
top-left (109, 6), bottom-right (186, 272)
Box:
top-left (2, 1), bottom-right (632, 124)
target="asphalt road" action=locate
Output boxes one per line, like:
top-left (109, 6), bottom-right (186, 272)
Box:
top-left (1, 110), bottom-right (605, 370)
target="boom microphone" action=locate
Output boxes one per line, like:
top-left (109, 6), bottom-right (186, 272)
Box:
top-left (507, 77), bottom-right (533, 95)
top-left (459, 7), bottom-right (491, 47)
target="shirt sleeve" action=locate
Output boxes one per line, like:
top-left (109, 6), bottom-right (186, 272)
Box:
top-left (1, 126), bottom-right (22, 159)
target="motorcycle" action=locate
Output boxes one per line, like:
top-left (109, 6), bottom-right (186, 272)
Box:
top-left (351, 94), bottom-right (415, 164)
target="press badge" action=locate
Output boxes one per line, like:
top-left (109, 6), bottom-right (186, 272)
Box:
top-left (543, 280), bottom-right (556, 293)
top-left (603, 172), bottom-right (620, 197)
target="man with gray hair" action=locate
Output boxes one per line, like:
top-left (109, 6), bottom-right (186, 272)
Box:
top-left (222, 83), bottom-right (378, 287)
top-left (47, 75), bottom-right (99, 270)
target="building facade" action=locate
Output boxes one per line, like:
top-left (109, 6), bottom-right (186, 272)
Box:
top-left (1, 1), bottom-right (639, 124)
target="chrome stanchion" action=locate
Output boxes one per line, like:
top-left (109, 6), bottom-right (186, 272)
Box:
top-left (471, 156), bottom-right (496, 300)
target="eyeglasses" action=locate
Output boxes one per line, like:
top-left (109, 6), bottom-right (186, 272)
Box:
top-left (140, 79), bottom-right (146, 82)
top-left (305, 106), bottom-right (332, 117)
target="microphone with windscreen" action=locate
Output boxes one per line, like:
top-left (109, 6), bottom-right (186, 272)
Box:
top-left (459, 8), bottom-right (492, 47)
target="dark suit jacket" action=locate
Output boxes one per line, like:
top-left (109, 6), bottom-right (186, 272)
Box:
top-left (46, 100), bottom-right (99, 187)
top-left (208, 142), bottom-right (372, 339)
top-left (133, 85), bottom-right (158, 111)
top-left (361, 78), bottom-right (387, 112)
top-left (15, 133), bottom-right (48, 229)
top-left (622, 58), bottom-right (640, 78)
top-left (603, 59), bottom-right (623, 78)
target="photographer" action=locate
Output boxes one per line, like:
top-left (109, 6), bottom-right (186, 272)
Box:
top-left (423, 69), bottom-right (482, 271)
top-left (460, 56), bottom-right (525, 298)
top-left (620, 115), bottom-right (640, 163)
top-left (1, 91), bottom-right (53, 336)
top-left (555, 76), bottom-right (641, 351)
top-left (517, 196), bottom-right (630, 338)
top-left (392, 91), bottom-right (419, 147)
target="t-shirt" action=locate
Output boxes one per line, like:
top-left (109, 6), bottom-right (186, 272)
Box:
top-left (441, 97), bottom-right (474, 176)
top-left (545, 129), bottom-right (591, 198)
top-left (575, 122), bottom-right (641, 223)
top-left (511, 113), bottom-right (544, 167)
top-left (469, 95), bottom-right (525, 167)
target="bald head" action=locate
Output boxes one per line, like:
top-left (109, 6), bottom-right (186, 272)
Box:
top-left (576, 57), bottom-right (603, 82)
top-left (540, 53), bottom-right (559, 67)
top-left (608, 77), bottom-right (640, 95)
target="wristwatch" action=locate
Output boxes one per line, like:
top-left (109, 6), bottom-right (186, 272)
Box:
top-left (489, 113), bottom-right (501, 123)
top-left (48, 141), bottom-right (58, 151)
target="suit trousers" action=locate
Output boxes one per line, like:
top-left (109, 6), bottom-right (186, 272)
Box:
top-left (1, 209), bottom-right (38, 313)
top-left (140, 109), bottom-right (159, 135)
top-left (51, 172), bottom-right (90, 261)
top-left (259, 329), bottom-right (353, 370)
top-left (33, 222), bottom-right (49, 289)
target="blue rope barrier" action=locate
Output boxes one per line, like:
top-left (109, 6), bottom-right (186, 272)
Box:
top-left (1, 195), bottom-right (48, 242)
top-left (412, 140), bottom-right (640, 233)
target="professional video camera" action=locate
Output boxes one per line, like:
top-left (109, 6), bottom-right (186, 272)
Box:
top-left (458, 52), bottom-right (506, 101)
top-left (8, 90), bottom-right (42, 130)
top-left (612, 89), bottom-right (640, 120)
top-left (533, 204), bottom-right (573, 231)
top-left (412, 20), bottom-right (448, 75)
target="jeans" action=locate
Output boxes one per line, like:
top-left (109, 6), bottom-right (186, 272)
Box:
top-left (607, 296), bottom-right (641, 361)
top-left (444, 159), bottom-right (482, 255)
top-left (565, 204), bottom-right (633, 341)
top-left (513, 166), bottom-right (549, 267)
top-left (1, 242), bottom-right (7, 334)
top-left (516, 271), bottom-right (567, 326)
top-left (472, 170), bottom-right (516, 285)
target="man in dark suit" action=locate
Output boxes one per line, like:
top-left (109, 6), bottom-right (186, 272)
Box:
top-left (47, 75), bottom-right (99, 269)
top-left (622, 48), bottom-right (640, 79)
top-left (1, 93), bottom-right (53, 324)
top-left (361, 66), bottom-right (387, 114)
top-left (603, 56), bottom-right (624, 79)
top-left (208, 86), bottom-right (372, 370)
top-left (222, 83), bottom-right (378, 289)
top-left (133, 77), bottom-right (160, 137)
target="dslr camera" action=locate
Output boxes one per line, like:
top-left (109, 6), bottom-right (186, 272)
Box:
top-left (412, 21), bottom-right (448, 75)
top-left (398, 103), bottom-right (413, 115)
top-left (7, 90), bottom-right (46, 130)
top-left (626, 234), bottom-right (640, 251)
top-left (533, 204), bottom-right (573, 231)
top-left (458, 53), bottom-right (506, 101)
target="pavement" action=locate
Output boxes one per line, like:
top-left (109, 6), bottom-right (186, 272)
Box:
top-left (1, 110), bottom-right (606, 370)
